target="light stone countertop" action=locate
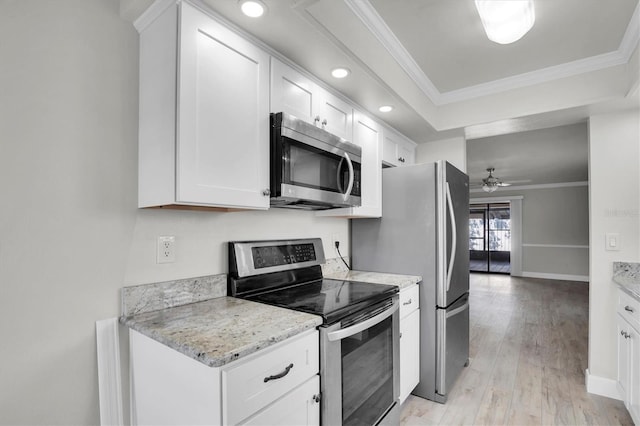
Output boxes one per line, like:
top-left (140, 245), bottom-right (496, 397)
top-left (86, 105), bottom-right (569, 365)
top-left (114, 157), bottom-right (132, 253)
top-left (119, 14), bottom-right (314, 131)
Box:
top-left (121, 297), bottom-right (322, 367)
top-left (613, 262), bottom-right (640, 301)
top-left (324, 269), bottom-right (422, 291)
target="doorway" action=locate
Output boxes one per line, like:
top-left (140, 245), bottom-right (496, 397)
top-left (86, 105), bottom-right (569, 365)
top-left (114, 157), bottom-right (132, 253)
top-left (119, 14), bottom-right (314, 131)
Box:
top-left (469, 203), bottom-right (511, 274)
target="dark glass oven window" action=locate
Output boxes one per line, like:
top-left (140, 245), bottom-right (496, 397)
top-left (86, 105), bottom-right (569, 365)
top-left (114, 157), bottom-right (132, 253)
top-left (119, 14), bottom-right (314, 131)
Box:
top-left (341, 316), bottom-right (394, 426)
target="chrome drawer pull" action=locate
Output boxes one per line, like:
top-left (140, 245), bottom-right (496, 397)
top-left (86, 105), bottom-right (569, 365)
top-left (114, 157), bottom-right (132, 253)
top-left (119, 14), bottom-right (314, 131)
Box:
top-left (403, 298), bottom-right (412, 305)
top-left (625, 305), bottom-right (634, 313)
top-left (264, 363), bottom-right (294, 383)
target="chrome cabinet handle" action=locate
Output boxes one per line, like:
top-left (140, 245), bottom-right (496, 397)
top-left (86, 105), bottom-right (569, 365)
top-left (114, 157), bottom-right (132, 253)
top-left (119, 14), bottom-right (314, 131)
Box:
top-left (398, 157), bottom-right (405, 163)
top-left (321, 118), bottom-right (327, 128)
top-left (312, 394), bottom-right (321, 403)
top-left (621, 330), bottom-right (631, 339)
top-left (262, 189), bottom-right (270, 196)
top-left (314, 115), bottom-right (320, 124)
top-left (625, 305), bottom-right (634, 313)
top-left (263, 363), bottom-right (294, 382)
top-left (403, 298), bottom-right (412, 306)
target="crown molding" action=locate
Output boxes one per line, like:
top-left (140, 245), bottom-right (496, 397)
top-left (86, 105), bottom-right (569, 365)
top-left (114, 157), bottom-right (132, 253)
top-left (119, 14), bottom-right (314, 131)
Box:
top-left (346, 0), bottom-right (640, 106)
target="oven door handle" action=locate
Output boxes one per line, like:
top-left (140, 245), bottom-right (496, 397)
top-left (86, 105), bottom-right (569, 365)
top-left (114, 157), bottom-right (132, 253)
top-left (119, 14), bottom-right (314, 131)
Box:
top-left (327, 300), bottom-right (398, 341)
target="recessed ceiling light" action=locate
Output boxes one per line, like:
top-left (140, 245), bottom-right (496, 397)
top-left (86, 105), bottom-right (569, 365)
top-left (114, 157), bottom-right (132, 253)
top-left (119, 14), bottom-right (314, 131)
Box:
top-left (331, 68), bottom-right (350, 79)
top-left (239, 0), bottom-right (267, 18)
top-left (379, 105), bottom-right (393, 113)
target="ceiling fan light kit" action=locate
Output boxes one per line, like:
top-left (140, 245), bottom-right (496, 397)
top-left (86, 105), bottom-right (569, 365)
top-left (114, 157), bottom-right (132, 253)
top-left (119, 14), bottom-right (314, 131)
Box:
top-left (475, 0), bottom-right (536, 44)
top-left (481, 167), bottom-right (511, 192)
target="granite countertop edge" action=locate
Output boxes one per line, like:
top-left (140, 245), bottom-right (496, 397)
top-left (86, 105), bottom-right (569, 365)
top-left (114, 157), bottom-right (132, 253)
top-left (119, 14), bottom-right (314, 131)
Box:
top-left (323, 269), bottom-right (422, 290)
top-left (613, 261), bottom-right (640, 301)
top-left (121, 297), bottom-right (323, 368)
top-left (614, 275), bottom-right (640, 301)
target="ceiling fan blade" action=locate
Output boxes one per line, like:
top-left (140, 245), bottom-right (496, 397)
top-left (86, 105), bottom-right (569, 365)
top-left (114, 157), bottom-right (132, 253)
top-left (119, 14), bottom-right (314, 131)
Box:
top-left (497, 182), bottom-right (511, 187)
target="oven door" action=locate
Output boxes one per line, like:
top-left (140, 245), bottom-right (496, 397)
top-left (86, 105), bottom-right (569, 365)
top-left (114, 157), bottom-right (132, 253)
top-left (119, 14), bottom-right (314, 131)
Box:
top-left (271, 129), bottom-right (362, 208)
top-left (320, 297), bottom-right (400, 426)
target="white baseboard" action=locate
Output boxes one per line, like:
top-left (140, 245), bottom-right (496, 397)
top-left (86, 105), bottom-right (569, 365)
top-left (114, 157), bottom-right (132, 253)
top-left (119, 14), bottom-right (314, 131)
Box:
top-left (520, 271), bottom-right (589, 282)
top-left (96, 318), bottom-right (124, 426)
top-left (585, 369), bottom-right (621, 400)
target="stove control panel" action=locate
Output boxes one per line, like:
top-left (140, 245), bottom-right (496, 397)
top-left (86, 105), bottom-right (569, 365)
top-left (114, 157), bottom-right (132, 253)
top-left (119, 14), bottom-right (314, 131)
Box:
top-left (252, 243), bottom-right (316, 269)
top-left (229, 238), bottom-right (325, 278)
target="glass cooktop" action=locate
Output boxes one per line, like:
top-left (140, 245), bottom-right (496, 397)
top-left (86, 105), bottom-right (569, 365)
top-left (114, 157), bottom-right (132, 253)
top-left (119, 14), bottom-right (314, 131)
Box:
top-left (246, 278), bottom-right (398, 325)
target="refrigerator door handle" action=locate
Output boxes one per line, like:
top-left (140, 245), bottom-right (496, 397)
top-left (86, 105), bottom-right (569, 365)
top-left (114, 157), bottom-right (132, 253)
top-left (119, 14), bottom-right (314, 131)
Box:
top-left (445, 182), bottom-right (457, 292)
top-left (446, 300), bottom-right (469, 318)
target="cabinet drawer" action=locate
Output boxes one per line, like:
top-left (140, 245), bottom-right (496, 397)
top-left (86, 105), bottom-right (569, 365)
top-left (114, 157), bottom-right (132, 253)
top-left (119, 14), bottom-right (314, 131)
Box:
top-left (223, 330), bottom-right (319, 425)
top-left (618, 288), bottom-right (640, 330)
top-left (400, 284), bottom-right (420, 318)
top-left (240, 375), bottom-right (320, 426)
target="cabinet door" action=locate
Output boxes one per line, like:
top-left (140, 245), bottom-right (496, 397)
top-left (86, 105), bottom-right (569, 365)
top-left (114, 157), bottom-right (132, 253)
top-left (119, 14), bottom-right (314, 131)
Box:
top-left (630, 323), bottom-right (640, 423)
top-left (241, 376), bottom-right (320, 426)
top-left (177, 3), bottom-right (270, 209)
top-left (383, 127), bottom-right (416, 167)
top-left (397, 142), bottom-right (415, 165)
top-left (617, 314), bottom-right (631, 403)
top-left (270, 58), bottom-right (317, 124)
top-left (318, 110), bottom-right (382, 218)
top-left (400, 309), bottom-right (420, 403)
top-left (314, 87), bottom-right (353, 141)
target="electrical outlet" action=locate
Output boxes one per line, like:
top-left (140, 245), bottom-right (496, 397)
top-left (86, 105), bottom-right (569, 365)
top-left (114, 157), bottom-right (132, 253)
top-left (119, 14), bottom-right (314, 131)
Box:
top-left (157, 236), bottom-right (175, 263)
top-left (331, 234), bottom-right (340, 250)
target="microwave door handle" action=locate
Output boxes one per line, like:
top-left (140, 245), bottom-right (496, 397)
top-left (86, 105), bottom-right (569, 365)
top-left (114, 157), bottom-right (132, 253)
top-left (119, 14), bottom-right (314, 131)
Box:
top-left (343, 152), bottom-right (354, 200)
top-left (336, 156), bottom-right (345, 194)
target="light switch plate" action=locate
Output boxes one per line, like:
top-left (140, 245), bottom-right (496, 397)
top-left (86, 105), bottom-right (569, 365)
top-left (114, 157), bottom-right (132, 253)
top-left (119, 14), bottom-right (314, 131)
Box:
top-left (605, 233), bottom-right (620, 251)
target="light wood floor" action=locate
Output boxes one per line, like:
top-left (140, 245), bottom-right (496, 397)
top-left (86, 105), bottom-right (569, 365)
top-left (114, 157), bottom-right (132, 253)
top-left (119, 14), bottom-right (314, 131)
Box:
top-left (400, 273), bottom-right (633, 426)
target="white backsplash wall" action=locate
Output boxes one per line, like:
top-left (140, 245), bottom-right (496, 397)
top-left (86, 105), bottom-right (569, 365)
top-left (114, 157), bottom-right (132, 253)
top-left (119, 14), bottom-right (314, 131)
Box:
top-left (125, 208), bottom-right (348, 285)
top-left (0, 1), bottom-right (347, 424)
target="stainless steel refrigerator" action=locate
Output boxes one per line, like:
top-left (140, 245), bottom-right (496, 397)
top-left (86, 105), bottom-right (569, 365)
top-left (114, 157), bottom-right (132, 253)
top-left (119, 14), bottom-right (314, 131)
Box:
top-left (351, 161), bottom-right (469, 403)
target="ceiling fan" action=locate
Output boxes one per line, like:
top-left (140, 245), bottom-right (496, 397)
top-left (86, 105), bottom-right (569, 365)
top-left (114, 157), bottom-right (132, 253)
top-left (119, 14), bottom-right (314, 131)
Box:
top-left (478, 167), bottom-right (525, 193)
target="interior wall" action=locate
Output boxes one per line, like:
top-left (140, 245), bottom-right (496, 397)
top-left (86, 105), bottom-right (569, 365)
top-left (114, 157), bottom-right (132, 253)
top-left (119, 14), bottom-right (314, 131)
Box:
top-left (416, 136), bottom-right (467, 172)
top-left (0, 2), bottom-right (347, 424)
top-left (471, 184), bottom-right (590, 280)
top-left (587, 109), bottom-right (640, 386)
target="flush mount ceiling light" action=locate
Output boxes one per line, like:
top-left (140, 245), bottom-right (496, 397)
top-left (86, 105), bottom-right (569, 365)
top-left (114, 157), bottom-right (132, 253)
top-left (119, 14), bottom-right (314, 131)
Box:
top-left (475, 0), bottom-right (535, 44)
top-left (239, 0), bottom-right (267, 18)
top-left (331, 68), bottom-right (350, 79)
top-left (378, 105), bottom-right (393, 113)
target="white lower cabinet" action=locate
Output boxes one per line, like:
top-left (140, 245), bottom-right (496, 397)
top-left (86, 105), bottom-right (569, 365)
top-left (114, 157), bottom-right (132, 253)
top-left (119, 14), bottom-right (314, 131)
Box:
top-left (399, 284), bottom-right (420, 403)
top-left (616, 288), bottom-right (640, 425)
top-left (130, 329), bottom-right (320, 426)
top-left (241, 376), bottom-right (320, 426)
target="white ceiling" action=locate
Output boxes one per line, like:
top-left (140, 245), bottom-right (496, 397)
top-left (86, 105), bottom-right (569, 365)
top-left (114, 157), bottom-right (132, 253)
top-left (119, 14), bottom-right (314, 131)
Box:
top-left (123, 0), bottom-right (640, 184)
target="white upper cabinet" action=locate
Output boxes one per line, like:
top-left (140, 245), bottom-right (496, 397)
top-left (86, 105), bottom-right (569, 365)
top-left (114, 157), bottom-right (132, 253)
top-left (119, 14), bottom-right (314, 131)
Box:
top-left (382, 126), bottom-right (416, 167)
top-left (137, 2), bottom-right (270, 209)
top-left (271, 58), bottom-right (353, 141)
top-left (318, 110), bottom-right (382, 218)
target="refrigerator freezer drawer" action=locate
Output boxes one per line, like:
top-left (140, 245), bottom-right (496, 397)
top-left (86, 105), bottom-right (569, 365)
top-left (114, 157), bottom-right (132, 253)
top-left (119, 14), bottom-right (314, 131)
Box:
top-left (435, 294), bottom-right (469, 399)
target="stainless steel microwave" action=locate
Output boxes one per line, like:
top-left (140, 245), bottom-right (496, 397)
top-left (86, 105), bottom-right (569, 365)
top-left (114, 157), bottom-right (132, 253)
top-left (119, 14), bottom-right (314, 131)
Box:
top-left (270, 112), bottom-right (362, 210)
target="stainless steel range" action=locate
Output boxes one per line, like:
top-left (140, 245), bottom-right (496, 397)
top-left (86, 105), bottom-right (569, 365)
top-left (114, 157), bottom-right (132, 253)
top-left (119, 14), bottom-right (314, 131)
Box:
top-left (228, 238), bottom-right (400, 426)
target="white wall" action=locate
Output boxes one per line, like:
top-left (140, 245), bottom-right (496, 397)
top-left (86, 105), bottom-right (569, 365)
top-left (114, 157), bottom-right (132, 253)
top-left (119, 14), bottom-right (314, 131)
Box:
top-left (471, 184), bottom-right (590, 280)
top-left (587, 109), bottom-right (640, 392)
top-left (416, 136), bottom-right (467, 172)
top-left (0, 1), bottom-right (347, 424)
